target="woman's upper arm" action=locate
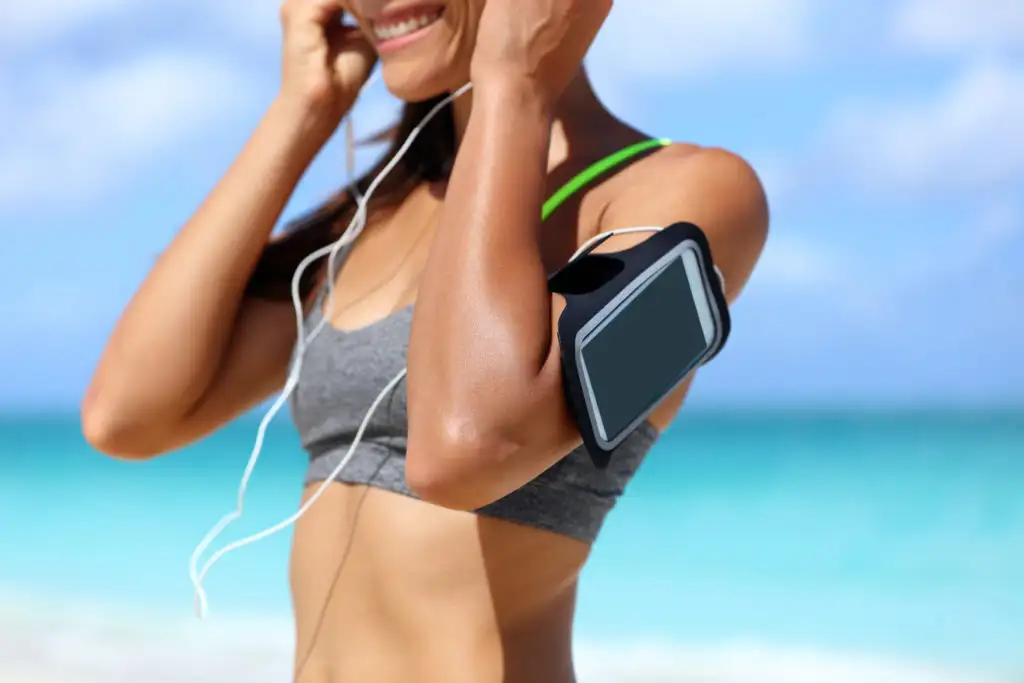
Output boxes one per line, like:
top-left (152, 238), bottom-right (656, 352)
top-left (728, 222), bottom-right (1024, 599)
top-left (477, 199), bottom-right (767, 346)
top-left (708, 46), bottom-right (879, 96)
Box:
top-left (606, 145), bottom-right (769, 300)
top-left (407, 145), bottom-right (769, 508)
top-left (541, 146), bottom-right (767, 442)
top-left (598, 145), bottom-right (768, 419)
top-left (127, 297), bottom-right (298, 456)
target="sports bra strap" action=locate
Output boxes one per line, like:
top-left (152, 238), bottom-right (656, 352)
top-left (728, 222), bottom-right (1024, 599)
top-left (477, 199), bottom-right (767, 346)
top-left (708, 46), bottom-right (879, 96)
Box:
top-left (541, 137), bottom-right (671, 222)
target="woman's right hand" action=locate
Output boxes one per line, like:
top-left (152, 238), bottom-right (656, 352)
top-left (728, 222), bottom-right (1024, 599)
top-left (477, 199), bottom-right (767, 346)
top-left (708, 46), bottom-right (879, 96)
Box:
top-left (279, 0), bottom-right (377, 137)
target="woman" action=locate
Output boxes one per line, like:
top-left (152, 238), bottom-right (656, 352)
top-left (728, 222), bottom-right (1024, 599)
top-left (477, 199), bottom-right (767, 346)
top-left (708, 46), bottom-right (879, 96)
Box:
top-left (82, 0), bottom-right (769, 681)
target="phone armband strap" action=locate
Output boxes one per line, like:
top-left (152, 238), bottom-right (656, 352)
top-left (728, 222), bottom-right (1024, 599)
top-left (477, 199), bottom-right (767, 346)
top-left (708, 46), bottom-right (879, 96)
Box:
top-left (547, 222), bottom-right (732, 468)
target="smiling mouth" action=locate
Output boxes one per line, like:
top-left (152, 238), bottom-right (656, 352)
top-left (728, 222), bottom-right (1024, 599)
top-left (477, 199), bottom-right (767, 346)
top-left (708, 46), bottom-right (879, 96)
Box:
top-left (371, 6), bottom-right (445, 42)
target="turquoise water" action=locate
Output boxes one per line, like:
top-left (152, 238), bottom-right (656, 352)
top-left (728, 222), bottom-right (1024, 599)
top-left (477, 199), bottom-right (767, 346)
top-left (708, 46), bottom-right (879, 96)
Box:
top-left (1, 410), bottom-right (1022, 673)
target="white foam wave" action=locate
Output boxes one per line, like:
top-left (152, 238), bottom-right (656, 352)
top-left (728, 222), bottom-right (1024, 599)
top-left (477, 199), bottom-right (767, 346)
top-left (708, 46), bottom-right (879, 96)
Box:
top-left (0, 593), bottom-right (1012, 683)
top-left (573, 642), bottom-right (1011, 683)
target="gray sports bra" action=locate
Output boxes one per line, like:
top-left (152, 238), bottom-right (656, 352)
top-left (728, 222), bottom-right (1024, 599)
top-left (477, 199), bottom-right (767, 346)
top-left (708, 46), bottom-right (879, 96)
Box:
top-left (289, 138), bottom-right (671, 543)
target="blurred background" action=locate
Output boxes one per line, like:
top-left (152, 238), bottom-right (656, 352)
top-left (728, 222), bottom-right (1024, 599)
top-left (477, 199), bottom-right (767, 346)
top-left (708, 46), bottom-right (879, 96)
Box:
top-left (0, 0), bottom-right (1022, 681)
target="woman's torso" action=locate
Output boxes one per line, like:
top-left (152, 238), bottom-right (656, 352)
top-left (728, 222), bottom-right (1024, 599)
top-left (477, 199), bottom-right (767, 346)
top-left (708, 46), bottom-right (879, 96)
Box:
top-left (288, 130), bottom-right (677, 683)
top-left (290, 483), bottom-right (588, 683)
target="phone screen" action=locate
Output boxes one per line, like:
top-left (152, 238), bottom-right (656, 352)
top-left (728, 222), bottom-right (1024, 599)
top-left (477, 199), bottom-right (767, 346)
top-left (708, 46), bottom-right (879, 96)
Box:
top-left (580, 255), bottom-right (709, 440)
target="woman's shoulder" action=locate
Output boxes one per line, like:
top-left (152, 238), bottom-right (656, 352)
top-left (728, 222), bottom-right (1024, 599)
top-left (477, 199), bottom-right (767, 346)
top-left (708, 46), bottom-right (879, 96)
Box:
top-left (595, 140), bottom-right (769, 301)
top-left (601, 140), bottom-right (767, 235)
top-left (621, 141), bottom-right (762, 199)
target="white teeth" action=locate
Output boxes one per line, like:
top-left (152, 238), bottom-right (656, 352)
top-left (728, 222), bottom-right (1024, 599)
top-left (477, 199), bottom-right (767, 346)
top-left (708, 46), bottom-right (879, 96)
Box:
top-left (373, 12), bottom-right (440, 41)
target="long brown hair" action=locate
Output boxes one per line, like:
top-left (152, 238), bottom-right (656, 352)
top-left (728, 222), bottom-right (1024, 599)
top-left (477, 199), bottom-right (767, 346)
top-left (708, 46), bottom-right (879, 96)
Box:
top-left (245, 94), bottom-right (457, 301)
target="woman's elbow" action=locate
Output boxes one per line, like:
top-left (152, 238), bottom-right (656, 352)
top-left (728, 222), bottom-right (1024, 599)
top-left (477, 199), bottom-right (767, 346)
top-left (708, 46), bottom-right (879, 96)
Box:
top-left (405, 459), bottom-right (476, 511)
top-left (405, 422), bottom-right (515, 511)
top-left (80, 400), bottom-right (164, 461)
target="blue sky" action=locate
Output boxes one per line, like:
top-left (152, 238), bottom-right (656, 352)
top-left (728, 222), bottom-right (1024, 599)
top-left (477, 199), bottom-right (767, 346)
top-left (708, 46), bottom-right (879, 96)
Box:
top-left (0, 0), bottom-right (1021, 410)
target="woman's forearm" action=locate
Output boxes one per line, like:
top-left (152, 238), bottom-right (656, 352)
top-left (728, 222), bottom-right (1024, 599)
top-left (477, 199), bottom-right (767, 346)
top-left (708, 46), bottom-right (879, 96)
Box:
top-left (408, 79), bottom-right (557, 451)
top-left (86, 99), bottom-right (329, 429)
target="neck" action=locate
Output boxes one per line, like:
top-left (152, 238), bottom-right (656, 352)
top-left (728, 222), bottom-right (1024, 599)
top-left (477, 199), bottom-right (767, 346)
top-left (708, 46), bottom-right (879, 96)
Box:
top-left (450, 68), bottom-right (610, 162)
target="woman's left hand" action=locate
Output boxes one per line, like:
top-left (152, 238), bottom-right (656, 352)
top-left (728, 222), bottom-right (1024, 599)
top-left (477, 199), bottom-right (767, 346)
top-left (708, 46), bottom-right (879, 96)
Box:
top-left (470, 0), bottom-right (613, 104)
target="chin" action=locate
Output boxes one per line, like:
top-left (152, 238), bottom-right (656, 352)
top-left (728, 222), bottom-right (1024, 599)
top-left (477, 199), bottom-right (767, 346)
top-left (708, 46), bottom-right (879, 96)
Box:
top-left (379, 60), bottom-right (462, 103)
top-left (359, 2), bottom-right (474, 103)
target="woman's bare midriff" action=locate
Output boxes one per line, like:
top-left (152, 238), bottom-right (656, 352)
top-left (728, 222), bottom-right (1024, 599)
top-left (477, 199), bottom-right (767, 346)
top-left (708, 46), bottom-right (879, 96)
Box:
top-left (290, 482), bottom-right (592, 683)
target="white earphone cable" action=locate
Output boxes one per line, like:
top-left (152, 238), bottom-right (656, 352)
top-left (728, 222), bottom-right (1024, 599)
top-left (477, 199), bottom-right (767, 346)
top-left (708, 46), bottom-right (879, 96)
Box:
top-left (188, 80), bottom-right (472, 619)
top-left (186, 80), bottom-right (690, 620)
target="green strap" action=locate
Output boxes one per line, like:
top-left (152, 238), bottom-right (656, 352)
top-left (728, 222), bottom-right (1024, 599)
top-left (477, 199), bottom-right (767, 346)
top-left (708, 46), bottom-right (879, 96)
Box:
top-left (541, 137), bottom-right (671, 222)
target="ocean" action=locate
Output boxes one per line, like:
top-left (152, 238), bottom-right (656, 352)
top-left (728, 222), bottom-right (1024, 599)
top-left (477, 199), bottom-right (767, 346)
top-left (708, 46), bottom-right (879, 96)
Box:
top-left (0, 410), bottom-right (1021, 682)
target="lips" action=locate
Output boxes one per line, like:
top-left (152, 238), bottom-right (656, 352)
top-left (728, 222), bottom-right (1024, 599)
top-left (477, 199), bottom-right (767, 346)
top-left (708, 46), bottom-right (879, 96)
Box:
top-left (371, 5), bottom-right (444, 43)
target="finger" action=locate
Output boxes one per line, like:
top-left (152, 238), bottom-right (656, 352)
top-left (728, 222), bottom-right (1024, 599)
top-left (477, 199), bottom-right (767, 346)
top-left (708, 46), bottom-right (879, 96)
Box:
top-left (324, 20), bottom-right (375, 55)
top-left (312, 0), bottom-right (348, 23)
top-left (323, 20), bottom-right (359, 44)
top-left (325, 21), bottom-right (378, 76)
top-left (281, 0), bottom-right (346, 26)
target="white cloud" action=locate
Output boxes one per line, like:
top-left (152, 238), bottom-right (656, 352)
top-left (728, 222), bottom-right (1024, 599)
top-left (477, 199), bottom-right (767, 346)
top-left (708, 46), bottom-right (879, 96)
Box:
top-left (0, 0), bottom-right (820, 211)
top-left (6, 0), bottom-right (818, 73)
top-left (589, 0), bottom-right (815, 83)
top-left (891, 0), bottom-right (1024, 55)
top-left (0, 2), bottom-right (286, 213)
top-left (0, 1), bottom-right (403, 214)
top-left (7, 284), bottom-right (110, 333)
top-left (750, 15), bottom-right (1024, 314)
top-left (744, 198), bottom-right (1022, 335)
top-left (575, 642), bottom-right (1009, 683)
top-left (202, 0), bottom-right (286, 45)
top-left (0, 51), bottom-right (256, 211)
top-left (0, 593), bottom-right (1011, 683)
top-left (817, 60), bottom-right (1024, 196)
top-left (744, 229), bottom-right (894, 326)
top-left (0, 0), bottom-right (139, 51)
top-left (900, 200), bottom-right (1021, 282)
top-left (586, 0), bottom-right (816, 118)
top-left (751, 234), bottom-right (844, 291)
top-left (0, 1), bottom-right (283, 52)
